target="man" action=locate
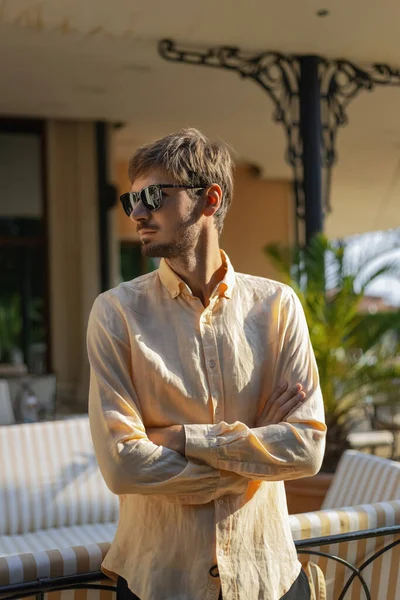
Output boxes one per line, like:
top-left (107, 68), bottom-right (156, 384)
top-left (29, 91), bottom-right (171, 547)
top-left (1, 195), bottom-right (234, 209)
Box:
top-left (87, 128), bottom-right (326, 600)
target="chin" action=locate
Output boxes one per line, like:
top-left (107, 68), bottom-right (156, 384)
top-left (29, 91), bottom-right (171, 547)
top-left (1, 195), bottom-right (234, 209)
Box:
top-left (141, 242), bottom-right (181, 259)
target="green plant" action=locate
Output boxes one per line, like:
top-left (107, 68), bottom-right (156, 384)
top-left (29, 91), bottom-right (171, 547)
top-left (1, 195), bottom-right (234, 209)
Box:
top-left (265, 233), bottom-right (400, 472)
top-left (0, 294), bottom-right (22, 363)
top-left (28, 297), bottom-right (45, 345)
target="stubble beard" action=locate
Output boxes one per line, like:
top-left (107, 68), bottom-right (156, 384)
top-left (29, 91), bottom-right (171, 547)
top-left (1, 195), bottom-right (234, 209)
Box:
top-left (141, 237), bottom-right (192, 259)
top-left (140, 208), bottom-right (201, 259)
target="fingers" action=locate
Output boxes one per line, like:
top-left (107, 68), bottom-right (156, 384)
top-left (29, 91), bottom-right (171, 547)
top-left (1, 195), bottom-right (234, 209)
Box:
top-left (265, 383), bottom-right (302, 414)
top-left (283, 400), bottom-right (304, 421)
top-left (275, 391), bottom-right (306, 423)
top-left (262, 383), bottom-right (305, 425)
top-left (267, 382), bottom-right (289, 405)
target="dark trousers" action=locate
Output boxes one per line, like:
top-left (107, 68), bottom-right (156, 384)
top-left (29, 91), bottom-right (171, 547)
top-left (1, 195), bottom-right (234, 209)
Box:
top-left (116, 568), bottom-right (310, 600)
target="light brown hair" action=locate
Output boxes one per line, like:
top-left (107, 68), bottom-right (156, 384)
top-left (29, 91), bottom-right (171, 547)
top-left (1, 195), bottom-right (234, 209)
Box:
top-left (128, 128), bottom-right (234, 234)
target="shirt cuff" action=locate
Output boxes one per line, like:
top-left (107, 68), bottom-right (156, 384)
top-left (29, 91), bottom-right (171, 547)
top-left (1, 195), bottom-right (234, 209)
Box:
top-left (184, 424), bottom-right (219, 465)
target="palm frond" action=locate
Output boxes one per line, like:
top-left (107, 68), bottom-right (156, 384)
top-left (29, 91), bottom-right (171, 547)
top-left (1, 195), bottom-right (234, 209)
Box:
top-left (346, 230), bottom-right (400, 277)
top-left (347, 310), bottom-right (400, 353)
top-left (263, 231), bottom-right (400, 471)
top-left (356, 262), bottom-right (400, 293)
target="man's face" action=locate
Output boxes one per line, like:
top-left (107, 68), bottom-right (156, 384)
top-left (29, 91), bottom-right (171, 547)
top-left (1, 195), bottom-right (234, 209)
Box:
top-left (129, 168), bottom-right (204, 259)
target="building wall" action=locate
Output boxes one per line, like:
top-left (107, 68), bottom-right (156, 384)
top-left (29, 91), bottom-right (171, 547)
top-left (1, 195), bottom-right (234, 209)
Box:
top-left (221, 165), bottom-right (294, 280)
top-left (46, 120), bottom-right (100, 412)
top-left (115, 161), bottom-right (294, 280)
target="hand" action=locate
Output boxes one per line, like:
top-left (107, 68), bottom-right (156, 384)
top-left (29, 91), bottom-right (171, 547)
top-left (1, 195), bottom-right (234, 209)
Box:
top-left (256, 383), bottom-right (306, 426)
top-left (146, 425), bottom-right (186, 455)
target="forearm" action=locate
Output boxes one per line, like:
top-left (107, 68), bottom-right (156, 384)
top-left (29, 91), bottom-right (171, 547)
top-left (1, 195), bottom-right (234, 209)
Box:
top-left (89, 389), bottom-right (247, 501)
top-left (146, 401), bottom-right (325, 484)
top-left (184, 419), bottom-right (326, 481)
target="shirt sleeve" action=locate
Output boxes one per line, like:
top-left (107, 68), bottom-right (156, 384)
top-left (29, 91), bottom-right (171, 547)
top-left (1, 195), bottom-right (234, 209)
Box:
top-left (87, 292), bottom-right (247, 502)
top-left (184, 287), bottom-right (327, 481)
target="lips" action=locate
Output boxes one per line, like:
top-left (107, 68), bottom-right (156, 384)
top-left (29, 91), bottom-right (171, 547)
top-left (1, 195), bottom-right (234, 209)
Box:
top-left (138, 229), bottom-right (157, 235)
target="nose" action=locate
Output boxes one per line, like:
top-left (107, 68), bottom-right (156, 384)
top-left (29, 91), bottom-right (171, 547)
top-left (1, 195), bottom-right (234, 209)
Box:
top-left (129, 199), bottom-right (150, 223)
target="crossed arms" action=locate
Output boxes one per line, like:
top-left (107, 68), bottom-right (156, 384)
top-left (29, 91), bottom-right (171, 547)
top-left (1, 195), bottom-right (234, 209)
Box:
top-left (146, 382), bottom-right (307, 455)
top-left (87, 292), bottom-right (326, 501)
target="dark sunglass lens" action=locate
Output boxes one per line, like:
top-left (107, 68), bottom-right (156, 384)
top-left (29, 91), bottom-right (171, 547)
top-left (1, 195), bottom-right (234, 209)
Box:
top-left (143, 185), bottom-right (161, 210)
top-left (120, 193), bottom-right (132, 216)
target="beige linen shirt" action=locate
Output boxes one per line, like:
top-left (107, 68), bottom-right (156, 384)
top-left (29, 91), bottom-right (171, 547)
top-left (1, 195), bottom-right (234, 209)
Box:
top-left (87, 251), bottom-right (326, 600)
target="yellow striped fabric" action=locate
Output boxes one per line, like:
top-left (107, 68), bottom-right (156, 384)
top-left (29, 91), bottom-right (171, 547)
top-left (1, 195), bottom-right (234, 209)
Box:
top-left (0, 543), bottom-right (111, 586)
top-left (290, 499), bottom-right (400, 600)
top-left (0, 523), bottom-right (117, 557)
top-left (0, 579), bottom-right (114, 600)
top-left (0, 582), bottom-right (115, 600)
top-left (0, 417), bottom-right (119, 535)
top-left (322, 450), bottom-right (400, 510)
top-left (1, 501), bottom-right (398, 600)
top-left (46, 578), bottom-right (114, 600)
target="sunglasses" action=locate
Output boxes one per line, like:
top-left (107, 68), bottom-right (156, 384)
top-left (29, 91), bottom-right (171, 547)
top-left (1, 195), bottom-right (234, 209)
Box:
top-left (120, 184), bottom-right (205, 216)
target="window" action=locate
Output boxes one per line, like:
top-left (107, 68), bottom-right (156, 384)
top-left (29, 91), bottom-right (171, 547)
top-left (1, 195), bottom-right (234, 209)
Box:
top-left (0, 120), bottom-right (50, 373)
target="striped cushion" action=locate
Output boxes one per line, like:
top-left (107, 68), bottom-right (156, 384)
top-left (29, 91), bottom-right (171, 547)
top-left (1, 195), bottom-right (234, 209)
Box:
top-left (0, 522), bottom-right (117, 557)
top-left (290, 499), bottom-right (400, 540)
top-left (290, 499), bottom-right (400, 600)
top-left (0, 542), bottom-right (112, 588)
top-left (0, 580), bottom-right (114, 600)
top-left (1, 503), bottom-right (398, 600)
top-left (0, 417), bottom-right (119, 535)
top-left (322, 450), bottom-right (400, 509)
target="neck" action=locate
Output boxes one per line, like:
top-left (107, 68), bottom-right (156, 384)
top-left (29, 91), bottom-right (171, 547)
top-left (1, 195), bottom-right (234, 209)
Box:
top-left (166, 234), bottom-right (225, 307)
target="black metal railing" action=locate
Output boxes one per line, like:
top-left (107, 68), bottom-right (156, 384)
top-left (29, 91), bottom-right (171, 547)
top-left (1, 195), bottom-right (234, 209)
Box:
top-left (296, 525), bottom-right (400, 600)
top-left (1, 525), bottom-right (399, 600)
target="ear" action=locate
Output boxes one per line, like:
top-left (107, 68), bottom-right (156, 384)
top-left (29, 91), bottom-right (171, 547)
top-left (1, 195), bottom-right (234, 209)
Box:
top-left (203, 184), bottom-right (222, 217)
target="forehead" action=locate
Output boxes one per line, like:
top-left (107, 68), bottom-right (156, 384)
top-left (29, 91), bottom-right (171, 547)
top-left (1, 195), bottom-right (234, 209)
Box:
top-left (131, 167), bottom-right (175, 192)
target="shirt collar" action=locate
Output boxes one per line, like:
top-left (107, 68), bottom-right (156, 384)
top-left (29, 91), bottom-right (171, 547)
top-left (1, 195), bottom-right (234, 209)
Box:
top-left (158, 250), bottom-right (235, 300)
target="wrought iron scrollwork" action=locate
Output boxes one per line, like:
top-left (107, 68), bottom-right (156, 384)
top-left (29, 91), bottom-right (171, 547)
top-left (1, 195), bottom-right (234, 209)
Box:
top-left (159, 39), bottom-right (400, 222)
top-left (159, 40), bottom-right (302, 170)
top-left (320, 59), bottom-right (400, 171)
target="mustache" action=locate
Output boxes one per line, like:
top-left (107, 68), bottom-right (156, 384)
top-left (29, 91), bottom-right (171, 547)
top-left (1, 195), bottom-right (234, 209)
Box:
top-left (136, 224), bottom-right (158, 233)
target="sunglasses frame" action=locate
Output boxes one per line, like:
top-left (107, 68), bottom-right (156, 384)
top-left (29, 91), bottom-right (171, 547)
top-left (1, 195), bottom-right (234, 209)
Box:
top-left (120, 184), bottom-right (205, 216)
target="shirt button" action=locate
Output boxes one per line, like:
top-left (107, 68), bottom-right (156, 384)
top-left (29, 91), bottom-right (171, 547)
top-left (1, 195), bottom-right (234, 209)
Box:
top-left (215, 407), bottom-right (220, 414)
top-left (218, 549), bottom-right (225, 556)
top-left (209, 360), bottom-right (216, 368)
top-left (218, 499), bottom-right (224, 505)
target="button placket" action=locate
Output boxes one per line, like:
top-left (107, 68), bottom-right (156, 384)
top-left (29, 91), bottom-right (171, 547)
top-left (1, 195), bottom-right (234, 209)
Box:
top-left (207, 587), bottom-right (218, 600)
top-left (199, 302), bottom-right (226, 428)
top-left (207, 563), bottom-right (220, 600)
top-left (216, 509), bottom-right (231, 576)
top-left (200, 321), bottom-right (217, 416)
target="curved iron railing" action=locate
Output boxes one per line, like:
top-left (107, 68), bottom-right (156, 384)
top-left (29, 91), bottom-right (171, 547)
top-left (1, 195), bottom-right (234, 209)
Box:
top-left (295, 525), bottom-right (400, 600)
top-left (1, 525), bottom-right (399, 600)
